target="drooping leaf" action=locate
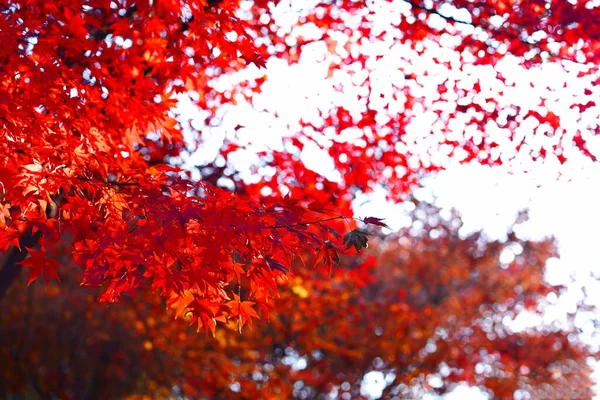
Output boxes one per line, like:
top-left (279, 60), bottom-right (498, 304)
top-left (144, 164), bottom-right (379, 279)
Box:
top-left (227, 294), bottom-right (259, 332)
top-left (343, 229), bottom-right (370, 253)
top-left (18, 247), bottom-right (60, 285)
top-left (265, 257), bottom-right (290, 273)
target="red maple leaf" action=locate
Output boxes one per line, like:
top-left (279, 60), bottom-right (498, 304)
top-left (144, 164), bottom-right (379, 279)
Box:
top-left (228, 294), bottom-right (259, 332)
top-left (362, 217), bottom-right (390, 229)
top-left (18, 247), bottom-right (60, 285)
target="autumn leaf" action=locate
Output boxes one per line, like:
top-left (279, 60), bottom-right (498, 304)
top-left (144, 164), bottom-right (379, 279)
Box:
top-left (343, 229), bottom-right (370, 253)
top-left (362, 217), bottom-right (390, 229)
top-left (228, 294), bottom-right (259, 332)
top-left (18, 247), bottom-right (60, 285)
top-left (265, 256), bottom-right (290, 273)
top-left (168, 290), bottom-right (196, 319)
top-left (308, 200), bottom-right (332, 214)
top-left (187, 299), bottom-right (218, 336)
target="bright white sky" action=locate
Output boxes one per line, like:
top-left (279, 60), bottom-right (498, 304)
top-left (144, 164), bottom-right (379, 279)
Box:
top-left (176, 1), bottom-right (600, 397)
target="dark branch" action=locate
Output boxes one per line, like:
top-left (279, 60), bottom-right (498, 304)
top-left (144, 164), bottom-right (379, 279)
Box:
top-left (403, 0), bottom-right (596, 68)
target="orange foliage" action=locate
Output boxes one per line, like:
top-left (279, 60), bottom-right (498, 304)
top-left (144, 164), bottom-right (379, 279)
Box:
top-left (0, 201), bottom-right (594, 399)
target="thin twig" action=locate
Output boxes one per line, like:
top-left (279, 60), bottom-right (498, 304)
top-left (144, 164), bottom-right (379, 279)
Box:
top-left (261, 215), bottom-right (345, 230)
top-left (403, 0), bottom-right (598, 68)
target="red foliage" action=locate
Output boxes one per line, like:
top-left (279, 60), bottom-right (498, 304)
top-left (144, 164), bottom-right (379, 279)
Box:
top-left (1, 0), bottom-right (599, 331)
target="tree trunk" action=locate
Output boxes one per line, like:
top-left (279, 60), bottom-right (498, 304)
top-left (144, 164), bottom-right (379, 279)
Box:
top-left (0, 193), bottom-right (63, 302)
top-left (0, 230), bottom-right (43, 301)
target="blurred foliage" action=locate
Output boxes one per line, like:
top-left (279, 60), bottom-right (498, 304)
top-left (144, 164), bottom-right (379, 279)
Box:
top-left (0, 200), bottom-right (594, 399)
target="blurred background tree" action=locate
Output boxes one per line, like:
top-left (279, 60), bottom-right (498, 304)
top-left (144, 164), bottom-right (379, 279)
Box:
top-left (1, 200), bottom-right (593, 399)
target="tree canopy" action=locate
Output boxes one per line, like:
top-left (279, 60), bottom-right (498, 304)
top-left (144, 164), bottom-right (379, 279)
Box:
top-left (1, 0), bottom-right (599, 332)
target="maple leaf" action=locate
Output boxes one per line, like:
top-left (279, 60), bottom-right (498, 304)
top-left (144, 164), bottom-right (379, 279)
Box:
top-left (362, 217), bottom-right (390, 229)
top-left (168, 290), bottom-right (196, 319)
top-left (228, 294), bottom-right (259, 332)
top-left (343, 229), bottom-right (370, 253)
top-left (18, 247), bottom-right (60, 285)
top-left (308, 200), bottom-right (332, 214)
top-left (187, 299), bottom-right (219, 336)
top-left (265, 256), bottom-right (290, 273)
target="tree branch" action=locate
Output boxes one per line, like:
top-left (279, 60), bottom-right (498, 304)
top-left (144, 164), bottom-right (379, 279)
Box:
top-left (0, 231), bottom-right (43, 301)
top-left (406, 0), bottom-right (475, 27)
top-left (261, 215), bottom-right (345, 230)
top-left (404, 0), bottom-right (596, 68)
